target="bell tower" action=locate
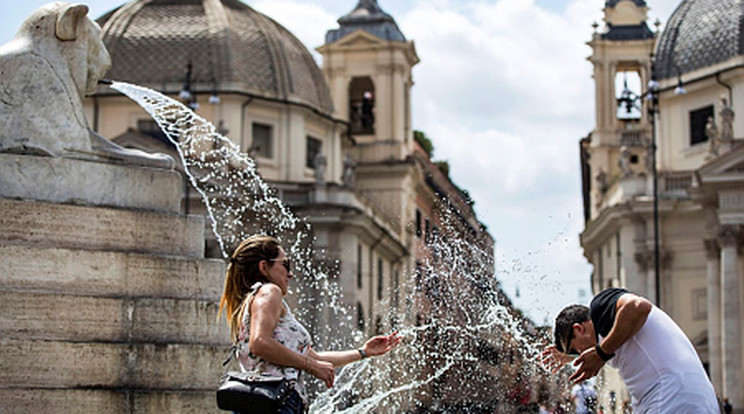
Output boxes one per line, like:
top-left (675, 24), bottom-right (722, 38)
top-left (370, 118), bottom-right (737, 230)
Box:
top-left (587, 0), bottom-right (657, 219)
top-left (318, 0), bottom-right (419, 159)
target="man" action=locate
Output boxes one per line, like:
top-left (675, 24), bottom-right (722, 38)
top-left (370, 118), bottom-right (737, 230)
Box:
top-left (542, 288), bottom-right (718, 413)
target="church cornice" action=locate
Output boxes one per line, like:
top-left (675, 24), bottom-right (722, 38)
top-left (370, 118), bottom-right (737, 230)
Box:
top-left (582, 198), bottom-right (700, 251)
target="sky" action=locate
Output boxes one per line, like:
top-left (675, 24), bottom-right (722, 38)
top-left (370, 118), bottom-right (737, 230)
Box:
top-left (0, 0), bottom-right (681, 325)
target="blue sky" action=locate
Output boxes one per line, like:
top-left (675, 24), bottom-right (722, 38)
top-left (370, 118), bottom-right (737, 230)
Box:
top-left (0, 0), bottom-right (681, 324)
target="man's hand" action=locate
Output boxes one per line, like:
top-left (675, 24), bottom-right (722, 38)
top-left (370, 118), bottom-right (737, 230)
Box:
top-left (569, 346), bottom-right (605, 384)
top-left (541, 345), bottom-right (574, 373)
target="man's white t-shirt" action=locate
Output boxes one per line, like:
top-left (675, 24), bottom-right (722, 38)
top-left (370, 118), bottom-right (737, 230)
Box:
top-left (591, 289), bottom-right (718, 414)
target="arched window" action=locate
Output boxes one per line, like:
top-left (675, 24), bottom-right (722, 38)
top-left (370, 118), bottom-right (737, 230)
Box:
top-left (349, 77), bottom-right (375, 134)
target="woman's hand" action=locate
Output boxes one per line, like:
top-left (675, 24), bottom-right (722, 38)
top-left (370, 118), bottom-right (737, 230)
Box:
top-left (362, 330), bottom-right (402, 357)
top-left (307, 357), bottom-right (335, 388)
top-left (540, 345), bottom-right (574, 373)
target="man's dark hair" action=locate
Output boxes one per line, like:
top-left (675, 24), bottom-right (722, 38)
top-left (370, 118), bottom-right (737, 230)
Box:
top-left (554, 304), bottom-right (590, 353)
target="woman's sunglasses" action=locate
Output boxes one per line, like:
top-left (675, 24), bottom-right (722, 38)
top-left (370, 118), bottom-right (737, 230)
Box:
top-left (270, 257), bottom-right (291, 272)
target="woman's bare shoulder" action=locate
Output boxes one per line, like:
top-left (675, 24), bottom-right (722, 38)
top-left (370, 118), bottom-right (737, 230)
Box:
top-left (256, 283), bottom-right (282, 297)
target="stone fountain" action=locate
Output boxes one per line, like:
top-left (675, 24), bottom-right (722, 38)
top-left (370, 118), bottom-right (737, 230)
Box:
top-left (0, 3), bottom-right (227, 412)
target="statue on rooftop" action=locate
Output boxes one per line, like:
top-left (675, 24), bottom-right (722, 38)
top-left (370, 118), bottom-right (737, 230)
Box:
top-left (618, 145), bottom-right (633, 178)
top-left (705, 116), bottom-right (719, 158)
top-left (719, 96), bottom-right (735, 143)
top-left (314, 151), bottom-right (327, 185)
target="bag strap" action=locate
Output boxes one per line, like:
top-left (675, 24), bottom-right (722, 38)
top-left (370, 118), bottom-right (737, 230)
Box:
top-left (222, 344), bottom-right (237, 368)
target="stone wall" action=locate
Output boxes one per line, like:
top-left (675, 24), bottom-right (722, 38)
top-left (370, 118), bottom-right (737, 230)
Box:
top-left (0, 154), bottom-right (228, 413)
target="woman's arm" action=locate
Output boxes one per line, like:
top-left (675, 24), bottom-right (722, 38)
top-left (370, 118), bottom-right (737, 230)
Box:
top-left (308, 331), bottom-right (402, 368)
top-left (249, 284), bottom-right (335, 387)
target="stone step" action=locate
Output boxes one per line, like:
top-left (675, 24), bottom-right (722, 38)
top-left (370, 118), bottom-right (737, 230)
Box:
top-left (0, 291), bottom-right (230, 345)
top-left (0, 244), bottom-right (225, 299)
top-left (0, 153), bottom-right (183, 213)
top-left (0, 198), bottom-right (205, 258)
top-left (0, 338), bottom-right (229, 390)
top-left (0, 389), bottom-right (220, 413)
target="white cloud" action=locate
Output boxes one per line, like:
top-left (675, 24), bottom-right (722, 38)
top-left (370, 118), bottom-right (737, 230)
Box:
top-left (251, 1), bottom-right (338, 61)
top-left (393, 0), bottom-right (601, 322)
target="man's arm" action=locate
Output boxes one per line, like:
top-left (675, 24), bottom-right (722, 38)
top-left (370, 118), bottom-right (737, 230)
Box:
top-left (570, 293), bottom-right (652, 384)
top-left (599, 293), bottom-right (652, 354)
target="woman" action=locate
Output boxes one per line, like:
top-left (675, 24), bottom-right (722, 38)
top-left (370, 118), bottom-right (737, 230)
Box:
top-left (219, 235), bottom-right (401, 413)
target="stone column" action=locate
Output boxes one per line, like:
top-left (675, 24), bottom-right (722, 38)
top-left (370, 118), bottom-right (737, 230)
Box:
top-left (704, 239), bottom-right (722, 394)
top-left (718, 226), bottom-right (742, 408)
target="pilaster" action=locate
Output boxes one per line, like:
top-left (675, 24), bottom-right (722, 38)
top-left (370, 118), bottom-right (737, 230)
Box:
top-left (704, 238), bottom-right (723, 394)
top-left (718, 225), bottom-right (742, 408)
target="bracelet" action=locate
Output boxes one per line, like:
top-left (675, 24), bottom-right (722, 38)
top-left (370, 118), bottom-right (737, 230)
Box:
top-left (595, 343), bottom-right (615, 361)
top-left (305, 355), bottom-right (311, 370)
top-left (357, 348), bottom-right (367, 360)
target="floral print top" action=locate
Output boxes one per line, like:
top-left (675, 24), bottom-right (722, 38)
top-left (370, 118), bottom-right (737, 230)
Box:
top-left (237, 283), bottom-right (312, 402)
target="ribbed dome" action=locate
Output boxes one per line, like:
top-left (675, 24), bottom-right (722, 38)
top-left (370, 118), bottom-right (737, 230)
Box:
top-left (655, 0), bottom-right (744, 80)
top-left (98, 0), bottom-right (334, 115)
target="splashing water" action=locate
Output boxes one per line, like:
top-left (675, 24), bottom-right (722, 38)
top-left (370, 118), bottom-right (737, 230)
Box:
top-left (110, 82), bottom-right (571, 412)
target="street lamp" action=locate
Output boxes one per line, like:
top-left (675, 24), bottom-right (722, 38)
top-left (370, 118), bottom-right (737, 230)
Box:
top-left (178, 61), bottom-right (200, 110)
top-left (646, 65), bottom-right (661, 306)
top-left (615, 56), bottom-right (683, 306)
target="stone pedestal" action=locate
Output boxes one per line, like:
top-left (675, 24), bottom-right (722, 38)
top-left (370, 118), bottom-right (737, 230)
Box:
top-left (0, 153), bottom-right (227, 413)
top-left (0, 153), bottom-right (181, 212)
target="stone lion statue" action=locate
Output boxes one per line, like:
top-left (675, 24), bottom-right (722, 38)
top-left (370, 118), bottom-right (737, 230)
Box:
top-left (0, 2), bottom-right (173, 168)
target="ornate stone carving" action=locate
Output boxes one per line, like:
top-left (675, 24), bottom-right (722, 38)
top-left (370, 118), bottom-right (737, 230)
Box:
top-left (718, 225), bottom-right (740, 248)
top-left (634, 250), bottom-right (654, 272)
top-left (719, 96), bottom-right (735, 143)
top-left (0, 3), bottom-right (172, 168)
top-left (634, 248), bottom-right (673, 271)
top-left (596, 169), bottom-right (608, 193)
top-left (341, 153), bottom-right (356, 188)
top-left (618, 145), bottom-right (633, 178)
top-left (704, 239), bottom-right (720, 260)
top-left (313, 151), bottom-right (327, 185)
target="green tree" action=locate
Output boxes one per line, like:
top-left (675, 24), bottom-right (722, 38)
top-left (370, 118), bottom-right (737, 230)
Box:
top-left (414, 130), bottom-right (434, 158)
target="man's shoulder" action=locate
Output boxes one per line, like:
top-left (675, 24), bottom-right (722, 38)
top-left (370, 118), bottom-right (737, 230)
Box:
top-left (590, 288), bottom-right (630, 337)
top-left (590, 288), bottom-right (628, 306)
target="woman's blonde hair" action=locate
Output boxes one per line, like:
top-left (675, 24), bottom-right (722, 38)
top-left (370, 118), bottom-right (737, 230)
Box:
top-left (219, 235), bottom-right (282, 343)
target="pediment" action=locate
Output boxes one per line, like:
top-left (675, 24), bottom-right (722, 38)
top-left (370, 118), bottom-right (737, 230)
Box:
top-left (698, 141), bottom-right (744, 177)
top-left (335, 30), bottom-right (386, 48)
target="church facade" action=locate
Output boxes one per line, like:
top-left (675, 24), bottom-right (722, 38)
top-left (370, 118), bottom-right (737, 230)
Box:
top-left (580, 0), bottom-right (744, 410)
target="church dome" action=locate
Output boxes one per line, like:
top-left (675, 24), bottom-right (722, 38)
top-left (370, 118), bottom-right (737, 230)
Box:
top-left (655, 0), bottom-right (744, 80)
top-left (98, 0), bottom-right (334, 115)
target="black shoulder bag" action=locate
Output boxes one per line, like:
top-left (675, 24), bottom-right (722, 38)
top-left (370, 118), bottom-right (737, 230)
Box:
top-left (216, 346), bottom-right (295, 413)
